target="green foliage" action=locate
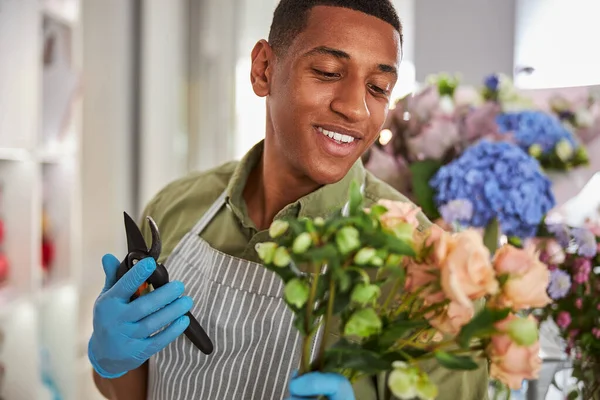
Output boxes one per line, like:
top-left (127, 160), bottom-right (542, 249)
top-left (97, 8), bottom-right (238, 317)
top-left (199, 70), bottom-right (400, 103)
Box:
top-left (434, 351), bottom-right (479, 371)
top-left (457, 307), bottom-right (511, 349)
top-left (409, 160), bottom-right (442, 220)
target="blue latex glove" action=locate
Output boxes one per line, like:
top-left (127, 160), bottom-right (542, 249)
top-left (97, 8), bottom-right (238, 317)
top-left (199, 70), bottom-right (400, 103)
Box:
top-left (88, 254), bottom-right (193, 378)
top-left (287, 371), bottom-right (355, 400)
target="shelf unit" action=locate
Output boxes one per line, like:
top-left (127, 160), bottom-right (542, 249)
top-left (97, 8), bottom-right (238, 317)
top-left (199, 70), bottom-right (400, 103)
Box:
top-left (0, 0), bottom-right (81, 399)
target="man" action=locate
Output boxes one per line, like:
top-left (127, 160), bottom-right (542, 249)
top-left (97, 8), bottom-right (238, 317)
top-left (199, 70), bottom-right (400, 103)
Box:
top-left (88, 1), bottom-right (490, 399)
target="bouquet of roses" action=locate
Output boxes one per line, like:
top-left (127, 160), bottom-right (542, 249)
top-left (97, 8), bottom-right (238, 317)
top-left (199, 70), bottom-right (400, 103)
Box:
top-left (533, 221), bottom-right (600, 400)
top-left (256, 182), bottom-right (552, 399)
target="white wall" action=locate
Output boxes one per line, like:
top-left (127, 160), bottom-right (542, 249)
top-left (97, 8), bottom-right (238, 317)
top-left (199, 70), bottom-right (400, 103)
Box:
top-left (414, 0), bottom-right (516, 85)
top-left (138, 0), bottom-right (189, 210)
top-left (514, 0), bottom-right (600, 89)
top-left (187, 0), bottom-right (239, 171)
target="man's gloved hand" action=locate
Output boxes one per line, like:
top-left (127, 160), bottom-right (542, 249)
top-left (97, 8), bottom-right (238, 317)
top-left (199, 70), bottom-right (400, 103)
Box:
top-left (88, 254), bottom-right (193, 379)
top-left (287, 371), bottom-right (355, 400)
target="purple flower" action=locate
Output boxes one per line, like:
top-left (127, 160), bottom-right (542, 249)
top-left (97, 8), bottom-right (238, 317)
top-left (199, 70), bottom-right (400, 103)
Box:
top-left (484, 74), bottom-right (500, 92)
top-left (556, 311), bottom-right (572, 329)
top-left (439, 199), bottom-right (474, 225)
top-left (547, 269), bottom-right (572, 300)
top-left (571, 227), bottom-right (597, 258)
top-left (546, 223), bottom-right (571, 247)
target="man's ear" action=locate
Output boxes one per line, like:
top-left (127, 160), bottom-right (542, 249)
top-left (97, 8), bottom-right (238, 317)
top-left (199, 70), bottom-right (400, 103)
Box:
top-left (250, 40), bottom-right (274, 97)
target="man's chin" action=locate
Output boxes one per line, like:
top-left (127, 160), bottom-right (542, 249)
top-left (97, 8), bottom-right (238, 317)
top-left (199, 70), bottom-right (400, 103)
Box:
top-left (306, 162), bottom-right (354, 186)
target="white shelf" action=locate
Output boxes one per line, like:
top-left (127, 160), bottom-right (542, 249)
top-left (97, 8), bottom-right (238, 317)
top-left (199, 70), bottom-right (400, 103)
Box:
top-left (0, 1), bottom-right (82, 399)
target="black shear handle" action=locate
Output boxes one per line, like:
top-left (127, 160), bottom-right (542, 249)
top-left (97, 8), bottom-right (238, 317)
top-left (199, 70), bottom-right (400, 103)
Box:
top-left (116, 254), bottom-right (214, 355)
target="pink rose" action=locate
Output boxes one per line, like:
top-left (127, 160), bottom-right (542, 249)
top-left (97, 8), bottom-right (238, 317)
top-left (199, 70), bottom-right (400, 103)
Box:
top-left (556, 311), bottom-right (571, 329)
top-left (493, 244), bottom-right (552, 311)
top-left (375, 200), bottom-right (422, 230)
top-left (575, 299), bottom-right (583, 309)
top-left (487, 316), bottom-right (542, 390)
top-left (439, 230), bottom-right (499, 308)
top-left (426, 300), bottom-right (474, 336)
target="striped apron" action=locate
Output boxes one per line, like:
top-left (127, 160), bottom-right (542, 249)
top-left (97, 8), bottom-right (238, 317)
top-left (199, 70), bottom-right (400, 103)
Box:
top-left (147, 190), bottom-right (305, 400)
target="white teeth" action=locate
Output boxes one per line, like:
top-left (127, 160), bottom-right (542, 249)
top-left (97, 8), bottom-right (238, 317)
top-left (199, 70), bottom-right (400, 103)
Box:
top-left (317, 127), bottom-right (355, 144)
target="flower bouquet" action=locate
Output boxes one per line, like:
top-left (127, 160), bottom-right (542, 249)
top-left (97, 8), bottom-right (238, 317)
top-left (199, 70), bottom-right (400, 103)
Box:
top-left (256, 182), bottom-right (552, 399)
top-left (532, 221), bottom-right (600, 400)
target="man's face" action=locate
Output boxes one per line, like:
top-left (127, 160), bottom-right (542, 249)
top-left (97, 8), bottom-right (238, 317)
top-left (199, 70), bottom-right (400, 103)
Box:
top-left (265, 5), bottom-right (402, 185)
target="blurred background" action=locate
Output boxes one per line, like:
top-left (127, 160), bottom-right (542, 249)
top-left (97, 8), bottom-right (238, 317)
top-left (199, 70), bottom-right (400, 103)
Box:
top-left (0, 0), bottom-right (598, 399)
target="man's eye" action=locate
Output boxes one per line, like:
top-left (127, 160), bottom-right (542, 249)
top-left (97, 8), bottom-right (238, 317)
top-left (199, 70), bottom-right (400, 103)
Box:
top-left (368, 83), bottom-right (387, 95)
top-left (313, 69), bottom-right (340, 79)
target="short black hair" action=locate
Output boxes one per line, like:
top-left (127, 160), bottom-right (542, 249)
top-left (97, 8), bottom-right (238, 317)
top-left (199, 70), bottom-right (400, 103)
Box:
top-left (268, 0), bottom-right (402, 55)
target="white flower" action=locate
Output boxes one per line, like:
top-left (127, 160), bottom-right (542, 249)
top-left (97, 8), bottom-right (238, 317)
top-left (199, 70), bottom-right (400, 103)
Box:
top-left (575, 109), bottom-right (594, 128)
top-left (439, 95), bottom-right (455, 115)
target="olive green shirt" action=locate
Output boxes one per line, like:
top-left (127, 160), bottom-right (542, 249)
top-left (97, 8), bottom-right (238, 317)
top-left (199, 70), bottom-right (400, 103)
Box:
top-left (139, 141), bottom-right (489, 400)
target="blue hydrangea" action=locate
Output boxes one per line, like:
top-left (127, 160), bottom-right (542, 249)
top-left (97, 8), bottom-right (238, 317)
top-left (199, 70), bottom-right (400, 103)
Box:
top-left (496, 110), bottom-right (577, 154)
top-left (484, 74), bottom-right (500, 92)
top-left (429, 140), bottom-right (556, 239)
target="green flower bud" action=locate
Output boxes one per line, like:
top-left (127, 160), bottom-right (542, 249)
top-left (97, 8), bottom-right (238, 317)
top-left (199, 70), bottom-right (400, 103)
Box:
top-left (388, 364), bottom-right (418, 400)
top-left (415, 375), bottom-right (438, 400)
top-left (284, 278), bottom-right (310, 308)
top-left (354, 247), bottom-right (376, 265)
top-left (292, 232), bottom-right (312, 254)
top-left (273, 247), bottom-right (291, 267)
top-left (370, 256), bottom-right (384, 267)
top-left (314, 217), bottom-right (325, 227)
top-left (574, 146), bottom-right (589, 163)
top-left (528, 144), bottom-right (543, 158)
top-left (555, 138), bottom-right (574, 161)
top-left (255, 242), bottom-right (277, 264)
top-left (506, 316), bottom-right (538, 346)
top-left (343, 308), bottom-right (382, 338)
top-left (269, 220), bottom-right (289, 238)
top-left (351, 283), bottom-right (381, 306)
top-left (386, 254), bottom-right (403, 267)
top-left (391, 223), bottom-right (414, 242)
top-left (336, 226), bottom-right (361, 255)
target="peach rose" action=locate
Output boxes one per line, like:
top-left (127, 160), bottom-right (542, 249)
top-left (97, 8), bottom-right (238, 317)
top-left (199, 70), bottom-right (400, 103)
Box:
top-left (487, 315), bottom-right (542, 390)
top-left (376, 200), bottom-right (422, 230)
top-left (439, 230), bottom-right (499, 308)
top-left (405, 261), bottom-right (437, 295)
top-left (426, 300), bottom-right (474, 336)
top-left (493, 244), bottom-right (552, 311)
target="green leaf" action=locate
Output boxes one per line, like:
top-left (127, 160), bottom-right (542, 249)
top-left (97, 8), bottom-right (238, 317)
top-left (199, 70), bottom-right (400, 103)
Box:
top-left (385, 235), bottom-right (416, 257)
top-left (483, 218), bottom-right (500, 254)
top-left (369, 204), bottom-right (388, 219)
top-left (377, 319), bottom-right (429, 348)
top-left (304, 243), bottom-right (338, 263)
top-left (348, 180), bottom-right (364, 216)
top-left (434, 351), bottom-right (479, 371)
top-left (321, 339), bottom-right (392, 374)
top-left (567, 389), bottom-right (579, 400)
top-left (409, 160), bottom-right (442, 220)
top-left (457, 307), bottom-right (510, 348)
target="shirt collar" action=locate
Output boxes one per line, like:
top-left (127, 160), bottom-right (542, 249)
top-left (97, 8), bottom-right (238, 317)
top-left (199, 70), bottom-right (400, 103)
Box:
top-left (226, 140), bottom-right (366, 231)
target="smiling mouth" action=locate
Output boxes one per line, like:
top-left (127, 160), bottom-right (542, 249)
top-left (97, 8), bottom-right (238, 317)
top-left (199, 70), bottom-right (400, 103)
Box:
top-left (316, 126), bottom-right (359, 144)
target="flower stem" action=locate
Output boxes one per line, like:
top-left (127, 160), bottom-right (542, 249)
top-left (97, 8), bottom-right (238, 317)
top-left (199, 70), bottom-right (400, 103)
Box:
top-left (383, 277), bottom-right (403, 314)
top-left (316, 275), bottom-right (336, 370)
top-left (300, 262), bottom-right (322, 375)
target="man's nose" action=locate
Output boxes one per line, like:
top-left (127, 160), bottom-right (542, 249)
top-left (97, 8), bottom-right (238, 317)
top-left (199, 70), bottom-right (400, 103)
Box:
top-left (330, 80), bottom-right (370, 122)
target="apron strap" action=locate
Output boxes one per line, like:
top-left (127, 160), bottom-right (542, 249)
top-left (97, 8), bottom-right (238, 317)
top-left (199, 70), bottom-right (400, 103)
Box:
top-left (190, 190), bottom-right (228, 236)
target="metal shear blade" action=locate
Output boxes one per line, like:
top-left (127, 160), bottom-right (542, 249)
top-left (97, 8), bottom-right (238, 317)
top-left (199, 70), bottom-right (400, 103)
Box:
top-left (123, 212), bottom-right (161, 261)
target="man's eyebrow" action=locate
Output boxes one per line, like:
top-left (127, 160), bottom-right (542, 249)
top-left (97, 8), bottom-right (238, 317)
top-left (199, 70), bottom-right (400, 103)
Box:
top-left (303, 46), bottom-right (397, 76)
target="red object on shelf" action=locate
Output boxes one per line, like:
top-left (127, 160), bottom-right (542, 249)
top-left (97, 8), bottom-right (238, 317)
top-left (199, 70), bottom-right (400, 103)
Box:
top-left (0, 253), bottom-right (9, 284)
top-left (42, 237), bottom-right (55, 270)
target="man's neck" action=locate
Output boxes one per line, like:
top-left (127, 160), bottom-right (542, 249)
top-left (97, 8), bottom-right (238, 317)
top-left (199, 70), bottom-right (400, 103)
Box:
top-left (243, 145), bottom-right (319, 231)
